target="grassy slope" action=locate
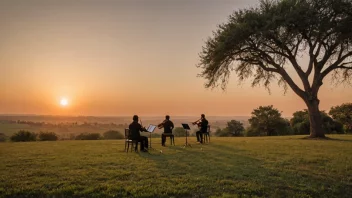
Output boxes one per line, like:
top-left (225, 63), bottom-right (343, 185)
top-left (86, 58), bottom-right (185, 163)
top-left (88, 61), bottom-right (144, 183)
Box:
top-left (1, 135), bottom-right (352, 198)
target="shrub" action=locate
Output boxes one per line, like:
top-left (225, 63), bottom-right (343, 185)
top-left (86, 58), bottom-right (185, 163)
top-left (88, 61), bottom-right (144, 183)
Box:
top-left (103, 130), bottom-right (124, 139)
top-left (69, 133), bottom-right (76, 140)
top-left (173, 127), bottom-right (187, 137)
top-left (215, 128), bottom-right (231, 137)
top-left (10, 130), bottom-right (37, 142)
top-left (151, 133), bottom-right (161, 138)
top-left (245, 127), bottom-right (260, 137)
top-left (291, 110), bottom-right (345, 134)
top-left (75, 133), bottom-right (101, 140)
top-left (0, 133), bottom-right (7, 142)
top-left (38, 132), bottom-right (58, 141)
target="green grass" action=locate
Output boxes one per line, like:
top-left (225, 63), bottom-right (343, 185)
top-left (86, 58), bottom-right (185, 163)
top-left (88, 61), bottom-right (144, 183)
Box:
top-left (1, 135), bottom-right (352, 197)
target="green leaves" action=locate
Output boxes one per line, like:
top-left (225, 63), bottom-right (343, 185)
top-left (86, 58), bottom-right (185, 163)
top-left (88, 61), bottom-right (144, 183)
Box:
top-left (329, 103), bottom-right (352, 133)
top-left (198, 0), bottom-right (352, 91)
top-left (248, 105), bottom-right (291, 136)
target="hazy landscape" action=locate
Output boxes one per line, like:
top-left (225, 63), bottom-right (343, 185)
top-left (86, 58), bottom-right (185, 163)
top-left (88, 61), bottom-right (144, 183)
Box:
top-left (0, 115), bottom-right (250, 138)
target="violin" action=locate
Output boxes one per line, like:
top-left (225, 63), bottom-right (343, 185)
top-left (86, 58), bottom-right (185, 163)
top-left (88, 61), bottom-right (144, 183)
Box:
top-left (158, 120), bottom-right (167, 129)
top-left (139, 118), bottom-right (147, 131)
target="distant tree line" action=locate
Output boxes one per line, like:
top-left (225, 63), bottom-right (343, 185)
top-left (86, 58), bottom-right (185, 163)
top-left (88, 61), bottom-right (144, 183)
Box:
top-left (3, 130), bottom-right (125, 142)
top-left (2, 103), bottom-right (350, 141)
top-left (0, 120), bottom-right (129, 129)
top-left (214, 103), bottom-right (352, 137)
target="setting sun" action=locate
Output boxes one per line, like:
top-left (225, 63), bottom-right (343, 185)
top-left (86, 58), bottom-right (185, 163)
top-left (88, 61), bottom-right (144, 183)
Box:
top-left (60, 98), bottom-right (68, 106)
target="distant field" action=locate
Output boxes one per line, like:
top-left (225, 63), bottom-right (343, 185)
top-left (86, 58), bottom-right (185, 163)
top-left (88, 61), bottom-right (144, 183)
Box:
top-left (1, 135), bottom-right (351, 197)
top-left (0, 115), bottom-right (251, 138)
top-left (0, 122), bottom-right (126, 138)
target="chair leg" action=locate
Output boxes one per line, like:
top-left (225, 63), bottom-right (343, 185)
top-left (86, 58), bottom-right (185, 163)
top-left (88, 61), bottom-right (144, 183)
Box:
top-left (134, 141), bottom-right (138, 152)
top-left (127, 142), bottom-right (130, 153)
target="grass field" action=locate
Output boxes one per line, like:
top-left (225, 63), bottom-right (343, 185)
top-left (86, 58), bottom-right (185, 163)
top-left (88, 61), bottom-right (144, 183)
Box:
top-left (1, 135), bottom-right (352, 197)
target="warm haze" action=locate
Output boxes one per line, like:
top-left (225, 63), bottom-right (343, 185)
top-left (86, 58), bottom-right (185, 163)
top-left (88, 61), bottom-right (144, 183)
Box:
top-left (0, 0), bottom-right (351, 117)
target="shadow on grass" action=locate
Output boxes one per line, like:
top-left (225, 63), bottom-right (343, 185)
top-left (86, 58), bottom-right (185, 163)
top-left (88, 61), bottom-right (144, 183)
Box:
top-left (300, 136), bottom-right (352, 142)
top-left (139, 142), bottom-right (352, 198)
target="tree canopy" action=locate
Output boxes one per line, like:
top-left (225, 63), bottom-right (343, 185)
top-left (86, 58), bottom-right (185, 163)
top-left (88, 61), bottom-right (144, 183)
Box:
top-left (226, 120), bottom-right (245, 136)
top-left (291, 109), bottom-right (344, 134)
top-left (247, 105), bottom-right (291, 136)
top-left (215, 120), bottom-right (245, 137)
top-left (198, 0), bottom-right (352, 138)
top-left (329, 103), bottom-right (352, 133)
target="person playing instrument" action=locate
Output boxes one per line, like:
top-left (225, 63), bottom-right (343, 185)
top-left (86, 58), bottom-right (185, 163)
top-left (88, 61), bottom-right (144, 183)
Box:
top-left (158, 115), bottom-right (174, 146)
top-left (193, 114), bottom-right (209, 143)
top-left (128, 115), bottom-right (149, 152)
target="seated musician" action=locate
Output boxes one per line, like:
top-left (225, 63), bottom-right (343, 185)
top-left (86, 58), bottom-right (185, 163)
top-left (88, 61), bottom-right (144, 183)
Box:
top-left (158, 115), bottom-right (174, 146)
top-left (193, 114), bottom-right (209, 143)
top-left (128, 115), bottom-right (149, 152)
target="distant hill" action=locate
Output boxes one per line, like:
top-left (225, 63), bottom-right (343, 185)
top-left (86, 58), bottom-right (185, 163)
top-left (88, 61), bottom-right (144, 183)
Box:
top-left (0, 115), bottom-right (251, 124)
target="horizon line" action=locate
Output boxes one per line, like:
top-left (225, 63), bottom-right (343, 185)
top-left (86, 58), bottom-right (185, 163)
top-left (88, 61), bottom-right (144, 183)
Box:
top-left (0, 113), bottom-right (254, 117)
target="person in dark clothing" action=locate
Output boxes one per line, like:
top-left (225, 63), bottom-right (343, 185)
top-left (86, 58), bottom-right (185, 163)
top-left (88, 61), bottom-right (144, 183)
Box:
top-left (128, 115), bottom-right (149, 152)
top-left (194, 114), bottom-right (209, 143)
top-left (158, 115), bottom-right (174, 146)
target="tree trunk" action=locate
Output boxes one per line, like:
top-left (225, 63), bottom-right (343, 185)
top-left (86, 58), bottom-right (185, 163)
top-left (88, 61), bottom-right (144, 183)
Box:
top-left (306, 99), bottom-right (325, 138)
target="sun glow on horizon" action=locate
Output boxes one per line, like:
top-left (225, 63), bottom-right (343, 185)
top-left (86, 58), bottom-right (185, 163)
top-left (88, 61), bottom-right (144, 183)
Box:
top-left (60, 98), bottom-right (69, 107)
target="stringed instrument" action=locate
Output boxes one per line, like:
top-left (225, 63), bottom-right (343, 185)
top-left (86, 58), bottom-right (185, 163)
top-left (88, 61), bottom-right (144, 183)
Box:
top-left (158, 120), bottom-right (167, 129)
top-left (139, 118), bottom-right (147, 131)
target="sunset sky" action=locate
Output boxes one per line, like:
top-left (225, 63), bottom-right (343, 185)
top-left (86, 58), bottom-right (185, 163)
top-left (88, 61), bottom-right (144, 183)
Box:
top-left (1, 0), bottom-right (351, 117)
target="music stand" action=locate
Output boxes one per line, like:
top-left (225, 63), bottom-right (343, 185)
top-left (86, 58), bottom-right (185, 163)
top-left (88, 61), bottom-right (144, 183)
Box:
top-left (145, 124), bottom-right (156, 150)
top-left (181, 123), bottom-right (192, 148)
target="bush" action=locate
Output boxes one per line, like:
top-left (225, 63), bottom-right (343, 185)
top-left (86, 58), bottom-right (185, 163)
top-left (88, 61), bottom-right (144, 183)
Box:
top-left (75, 133), bottom-right (101, 140)
top-left (292, 121), bottom-right (310, 135)
top-left (0, 133), bottom-right (7, 142)
top-left (151, 133), bottom-right (161, 138)
top-left (215, 128), bottom-right (231, 137)
top-left (38, 132), bottom-right (58, 141)
top-left (291, 110), bottom-right (345, 135)
top-left (245, 127), bottom-right (261, 137)
top-left (173, 127), bottom-right (187, 137)
top-left (10, 130), bottom-right (37, 142)
top-left (103, 130), bottom-right (124, 139)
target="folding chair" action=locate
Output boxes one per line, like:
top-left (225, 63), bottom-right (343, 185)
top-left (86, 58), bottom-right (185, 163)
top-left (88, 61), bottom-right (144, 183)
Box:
top-left (124, 128), bottom-right (138, 152)
top-left (202, 125), bottom-right (211, 143)
top-left (163, 133), bottom-right (175, 146)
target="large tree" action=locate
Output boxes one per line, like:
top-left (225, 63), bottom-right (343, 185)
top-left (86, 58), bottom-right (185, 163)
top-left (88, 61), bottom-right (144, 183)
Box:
top-left (198, 0), bottom-right (352, 138)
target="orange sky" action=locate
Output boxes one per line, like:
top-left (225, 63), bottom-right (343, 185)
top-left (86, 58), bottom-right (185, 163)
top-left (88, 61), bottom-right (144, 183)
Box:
top-left (0, 0), bottom-right (351, 117)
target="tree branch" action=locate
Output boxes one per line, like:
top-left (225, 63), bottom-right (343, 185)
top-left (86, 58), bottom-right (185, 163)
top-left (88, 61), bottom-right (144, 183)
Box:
top-left (301, 32), bottom-right (317, 76)
top-left (321, 51), bottom-right (352, 78)
top-left (269, 35), bottom-right (312, 91)
top-left (317, 39), bottom-right (342, 71)
top-left (278, 68), bottom-right (306, 99)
